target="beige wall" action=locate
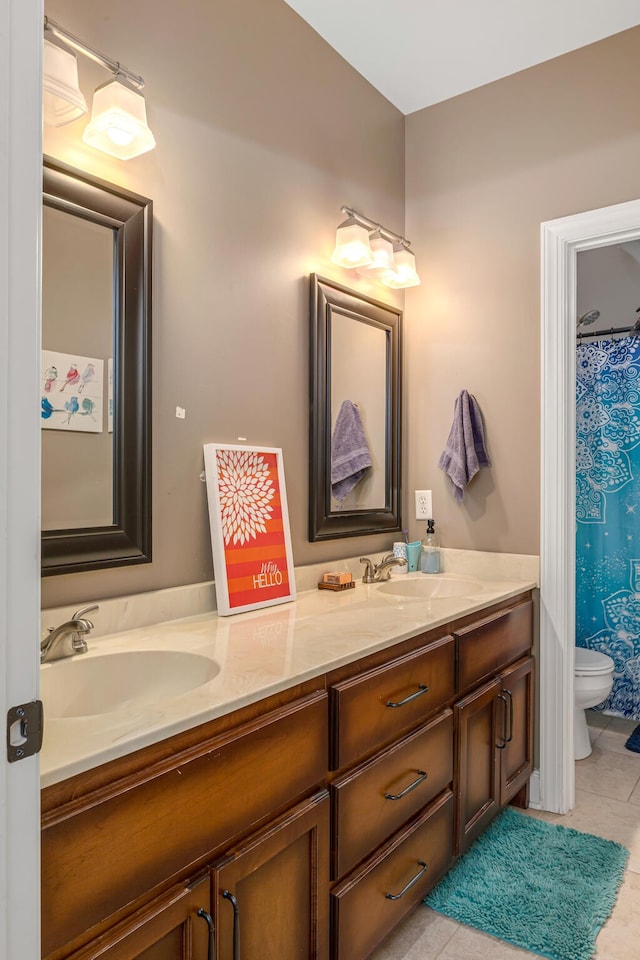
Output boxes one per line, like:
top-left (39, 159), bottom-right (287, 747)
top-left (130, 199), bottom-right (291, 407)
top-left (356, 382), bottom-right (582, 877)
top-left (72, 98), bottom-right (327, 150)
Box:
top-left (404, 26), bottom-right (640, 555)
top-left (42, 8), bottom-right (640, 610)
top-left (42, 0), bottom-right (405, 607)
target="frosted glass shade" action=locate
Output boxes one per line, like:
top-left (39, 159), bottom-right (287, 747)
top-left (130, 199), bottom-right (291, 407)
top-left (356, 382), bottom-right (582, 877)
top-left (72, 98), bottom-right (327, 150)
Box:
top-left (382, 246), bottom-right (421, 288)
top-left (83, 77), bottom-right (156, 160)
top-left (357, 230), bottom-right (395, 276)
top-left (43, 35), bottom-right (88, 127)
top-left (331, 217), bottom-right (372, 268)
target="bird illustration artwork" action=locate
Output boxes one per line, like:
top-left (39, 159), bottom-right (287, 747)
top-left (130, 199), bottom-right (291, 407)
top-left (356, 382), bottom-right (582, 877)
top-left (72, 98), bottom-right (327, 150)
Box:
top-left (41, 397), bottom-right (55, 420)
top-left (60, 363), bottom-right (80, 390)
top-left (43, 365), bottom-right (57, 393)
top-left (63, 396), bottom-right (79, 423)
top-left (80, 397), bottom-right (96, 420)
top-left (78, 362), bottom-right (96, 393)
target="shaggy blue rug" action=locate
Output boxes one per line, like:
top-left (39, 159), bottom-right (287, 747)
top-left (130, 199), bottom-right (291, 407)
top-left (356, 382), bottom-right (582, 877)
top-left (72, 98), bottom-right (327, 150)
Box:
top-left (425, 807), bottom-right (628, 960)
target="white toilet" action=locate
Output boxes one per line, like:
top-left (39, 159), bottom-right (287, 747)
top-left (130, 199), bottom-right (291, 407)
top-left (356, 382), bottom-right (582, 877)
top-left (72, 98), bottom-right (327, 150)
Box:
top-left (574, 647), bottom-right (615, 760)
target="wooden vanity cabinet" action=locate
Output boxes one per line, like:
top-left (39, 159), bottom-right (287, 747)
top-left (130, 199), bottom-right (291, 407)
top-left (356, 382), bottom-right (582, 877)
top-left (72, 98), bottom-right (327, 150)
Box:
top-left (41, 592), bottom-right (534, 960)
top-left (454, 601), bottom-right (534, 855)
top-left (57, 875), bottom-right (213, 960)
top-left (328, 632), bottom-right (456, 960)
top-left (213, 791), bottom-right (330, 960)
top-left (41, 687), bottom-right (329, 960)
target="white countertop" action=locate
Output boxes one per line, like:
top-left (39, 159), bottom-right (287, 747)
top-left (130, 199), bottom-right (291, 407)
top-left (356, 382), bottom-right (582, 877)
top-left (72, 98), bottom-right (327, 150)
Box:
top-left (40, 558), bottom-right (537, 789)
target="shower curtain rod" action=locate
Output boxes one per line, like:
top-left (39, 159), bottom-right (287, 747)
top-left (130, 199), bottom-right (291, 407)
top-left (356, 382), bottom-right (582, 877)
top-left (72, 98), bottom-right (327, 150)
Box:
top-left (577, 326), bottom-right (639, 342)
top-left (577, 319), bottom-right (640, 342)
top-left (577, 308), bottom-right (640, 342)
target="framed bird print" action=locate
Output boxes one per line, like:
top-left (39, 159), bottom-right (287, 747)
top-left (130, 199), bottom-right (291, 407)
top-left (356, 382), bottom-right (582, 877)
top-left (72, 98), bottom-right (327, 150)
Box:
top-left (203, 443), bottom-right (296, 616)
top-left (40, 349), bottom-right (104, 433)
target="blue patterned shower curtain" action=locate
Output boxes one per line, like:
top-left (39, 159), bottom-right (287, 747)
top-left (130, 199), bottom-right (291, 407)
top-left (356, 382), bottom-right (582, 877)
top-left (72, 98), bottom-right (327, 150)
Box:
top-left (576, 336), bottom-right (640, 720)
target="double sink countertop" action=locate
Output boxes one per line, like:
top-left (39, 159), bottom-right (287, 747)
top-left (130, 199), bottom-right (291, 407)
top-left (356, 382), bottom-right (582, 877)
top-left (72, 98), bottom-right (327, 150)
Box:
top-left (40, 550), bottom-right (538, 788)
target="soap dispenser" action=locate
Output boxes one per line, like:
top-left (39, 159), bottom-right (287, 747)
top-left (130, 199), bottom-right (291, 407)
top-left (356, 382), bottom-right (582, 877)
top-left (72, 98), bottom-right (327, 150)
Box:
top-left (420, 519), bottom-right (440, 574)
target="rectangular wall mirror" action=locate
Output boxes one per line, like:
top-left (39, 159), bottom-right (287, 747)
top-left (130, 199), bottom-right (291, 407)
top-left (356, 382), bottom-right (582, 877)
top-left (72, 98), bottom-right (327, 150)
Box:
top-left (309, 274), bottom-right (402, 540)
top-left (41, 156), bottom-right (152, 575)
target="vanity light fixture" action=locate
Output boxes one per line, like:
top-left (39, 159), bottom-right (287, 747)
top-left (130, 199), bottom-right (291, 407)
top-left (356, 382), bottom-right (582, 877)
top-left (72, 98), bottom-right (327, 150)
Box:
top-left (381, 244), bottom-right (421, 289)
top-left (331, 206), bottom-right (421, 288)
top-left (43, 17), bottom-right (156, 160)
top-left (331, 215), bottom-right (373, 268)
top-left (357, 229), bottom-right (395, 277)
top-left (43, 29), bottom-right (88, 126)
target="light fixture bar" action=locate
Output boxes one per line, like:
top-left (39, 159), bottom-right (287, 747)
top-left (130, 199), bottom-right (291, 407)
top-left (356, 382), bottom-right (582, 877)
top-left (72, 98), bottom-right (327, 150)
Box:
top-left (340, 205), bottom-right (411, 249)
top-left (44, 16), bottom-right (144, 90)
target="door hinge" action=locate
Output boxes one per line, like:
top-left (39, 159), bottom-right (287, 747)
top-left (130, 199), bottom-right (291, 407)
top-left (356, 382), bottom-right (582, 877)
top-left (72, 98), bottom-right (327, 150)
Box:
top-left (7, 700), bottom-right (43, 762)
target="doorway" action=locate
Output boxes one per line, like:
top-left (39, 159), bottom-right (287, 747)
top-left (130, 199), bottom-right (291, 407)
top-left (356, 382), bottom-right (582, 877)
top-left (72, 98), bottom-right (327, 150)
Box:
top-left (540, 198), bottom-right (640, 814)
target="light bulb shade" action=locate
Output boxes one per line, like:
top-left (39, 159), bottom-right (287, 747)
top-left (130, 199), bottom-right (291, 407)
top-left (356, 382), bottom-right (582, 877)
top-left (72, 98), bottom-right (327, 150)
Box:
top-left (331, 217), bottom-right (372, 268)
top-left (82, 77), bottom-right (156, 159)
top-left (382, 246), bottom-right (421, 288)
top-left (357, 230), bottom-right (395, 276)
top-left (43, 35), bottom-right (88, 127)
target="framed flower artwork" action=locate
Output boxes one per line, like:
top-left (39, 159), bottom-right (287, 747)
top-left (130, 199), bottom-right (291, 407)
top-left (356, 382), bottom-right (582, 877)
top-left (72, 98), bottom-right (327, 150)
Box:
top-left (203, 443), bottom-right (296, 615)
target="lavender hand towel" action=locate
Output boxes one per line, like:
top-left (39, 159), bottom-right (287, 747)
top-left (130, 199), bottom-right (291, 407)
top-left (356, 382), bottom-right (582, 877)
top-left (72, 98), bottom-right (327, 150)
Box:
top-left (438, 390), bottom-right (491, 504)
top-left (331, 400), bottom-right (372, 502)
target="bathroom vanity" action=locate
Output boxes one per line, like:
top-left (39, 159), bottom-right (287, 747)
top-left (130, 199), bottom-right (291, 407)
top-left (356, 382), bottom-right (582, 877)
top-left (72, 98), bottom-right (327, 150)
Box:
top-left (40, 573), bottom-right (534, 960)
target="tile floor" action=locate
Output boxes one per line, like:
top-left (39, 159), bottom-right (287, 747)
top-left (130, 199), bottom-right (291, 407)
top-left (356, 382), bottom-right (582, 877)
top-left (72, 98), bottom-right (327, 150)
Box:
top-left (370, 711), bottom-right (640, 960)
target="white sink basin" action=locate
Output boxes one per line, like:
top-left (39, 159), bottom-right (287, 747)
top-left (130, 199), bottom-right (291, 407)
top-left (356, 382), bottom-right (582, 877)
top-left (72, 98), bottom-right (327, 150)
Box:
top-left (41, 650), bottom-right (220, 719)
top-left (376, 576), bottom-right (485, 600)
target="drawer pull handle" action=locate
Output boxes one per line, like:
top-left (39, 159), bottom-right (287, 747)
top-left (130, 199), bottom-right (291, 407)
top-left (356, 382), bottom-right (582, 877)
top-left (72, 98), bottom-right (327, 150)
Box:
top-left (384, 770), bottom-right (428, 800)
top-left (196, 909), bottom-right (216, 960)
top-left (222, 891), bottom-right (240, 960)
top-left (386, 683), bottom-right (429, 708)
top-left (385, 860), bottom-right (429, 900)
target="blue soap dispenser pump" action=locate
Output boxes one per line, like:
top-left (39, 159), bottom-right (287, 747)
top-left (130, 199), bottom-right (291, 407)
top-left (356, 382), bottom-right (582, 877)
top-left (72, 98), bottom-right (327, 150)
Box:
top-left (420, 519), bottom-right (440, 574)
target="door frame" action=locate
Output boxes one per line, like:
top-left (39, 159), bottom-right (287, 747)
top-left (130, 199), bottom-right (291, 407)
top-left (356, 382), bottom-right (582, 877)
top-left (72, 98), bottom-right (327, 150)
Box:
top-left (0, 1), bottom-right (43, 958)
top-left (540, 198), bottom-right (640, 814)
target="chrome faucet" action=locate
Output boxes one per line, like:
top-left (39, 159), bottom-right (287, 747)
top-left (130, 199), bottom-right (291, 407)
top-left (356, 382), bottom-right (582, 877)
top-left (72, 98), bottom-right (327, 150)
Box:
top-left (359, 555), bottom-right (406, 584)
top-left (40, 604), bottom-right (99, 663)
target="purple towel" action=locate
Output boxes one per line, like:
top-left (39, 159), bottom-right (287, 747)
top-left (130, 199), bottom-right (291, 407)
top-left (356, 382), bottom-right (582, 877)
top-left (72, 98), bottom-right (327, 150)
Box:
top-left (438, 390), bottom-right (491, 503)
top-left (331, 400), bottom-right (372, 502)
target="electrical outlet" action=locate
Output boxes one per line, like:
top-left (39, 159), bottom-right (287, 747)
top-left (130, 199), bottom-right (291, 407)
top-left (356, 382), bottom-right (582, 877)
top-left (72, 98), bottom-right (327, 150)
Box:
top-left (415, 490), bottom-right (432, 520)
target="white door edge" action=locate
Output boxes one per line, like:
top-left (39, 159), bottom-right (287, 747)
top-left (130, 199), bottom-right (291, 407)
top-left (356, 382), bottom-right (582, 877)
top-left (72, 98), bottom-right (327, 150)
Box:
top-left (540, 198), bottom-right (640, 814)
top-left (0, 2), bottom-right (43, 958)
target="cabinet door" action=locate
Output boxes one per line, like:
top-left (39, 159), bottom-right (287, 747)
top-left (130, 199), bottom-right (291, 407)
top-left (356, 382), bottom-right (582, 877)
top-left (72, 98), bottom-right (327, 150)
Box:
top-left (455, 678), bottom-right (501, 855)
top-left (213, 791), bottom-right (329, 960)
top-left (60, 874), bottom-right (212, 960)
top-left (499, 656), bottom-right (535, 806)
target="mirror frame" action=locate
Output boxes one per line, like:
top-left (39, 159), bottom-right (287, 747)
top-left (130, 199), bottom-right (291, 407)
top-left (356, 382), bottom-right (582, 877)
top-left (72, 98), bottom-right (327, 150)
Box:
top-left (42, 156), bottom-right (152, 576)
top-left (309, 274), bottom-right (402, 541)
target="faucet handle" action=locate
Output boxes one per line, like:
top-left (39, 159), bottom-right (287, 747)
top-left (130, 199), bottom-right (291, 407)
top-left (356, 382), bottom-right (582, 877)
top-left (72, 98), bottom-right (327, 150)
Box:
top-left (359, 557), bottom-right (376, 583)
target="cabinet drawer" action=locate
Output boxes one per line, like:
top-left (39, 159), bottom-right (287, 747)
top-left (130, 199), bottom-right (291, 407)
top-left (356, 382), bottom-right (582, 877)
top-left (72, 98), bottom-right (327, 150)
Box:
top-left (42, 691), bottom-right (328, 958)
top-left (331, 709), bottom-right (453, 879)
top-left (455, 600), bottom-right (533, 693)
top-left (331, 790), bottom-right (454, 960)
top-left (330, 635), bottom-right (455, 769)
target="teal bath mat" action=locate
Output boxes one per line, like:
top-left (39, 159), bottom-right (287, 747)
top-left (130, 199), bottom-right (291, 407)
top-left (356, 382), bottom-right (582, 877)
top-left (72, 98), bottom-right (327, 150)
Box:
top-left (425, 807), bottom-right (628, 960)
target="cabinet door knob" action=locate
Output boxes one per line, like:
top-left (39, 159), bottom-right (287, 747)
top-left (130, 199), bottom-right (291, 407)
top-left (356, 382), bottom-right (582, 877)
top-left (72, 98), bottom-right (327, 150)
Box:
top-left (384, 770), bottom-right (428, 800)
top-left (222, 891), bottom-right (240, 960)
top-left (386, 683), bottom-right (429, 708)
top-left (196, 908), bottom-right (215, 960)
top-left (385, 860), bottom-right (429, 900)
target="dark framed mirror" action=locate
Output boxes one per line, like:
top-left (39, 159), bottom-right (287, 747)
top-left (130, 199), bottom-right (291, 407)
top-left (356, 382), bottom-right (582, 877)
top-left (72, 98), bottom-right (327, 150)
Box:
top-left (41, 156), bottom-right (152, 575)
top-left (309, 274), bottom-right (402, 540)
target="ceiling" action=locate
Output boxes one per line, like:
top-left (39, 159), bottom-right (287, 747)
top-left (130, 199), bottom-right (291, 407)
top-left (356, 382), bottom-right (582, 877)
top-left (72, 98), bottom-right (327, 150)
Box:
top-left (284, 0), bottom-right (640, 115)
